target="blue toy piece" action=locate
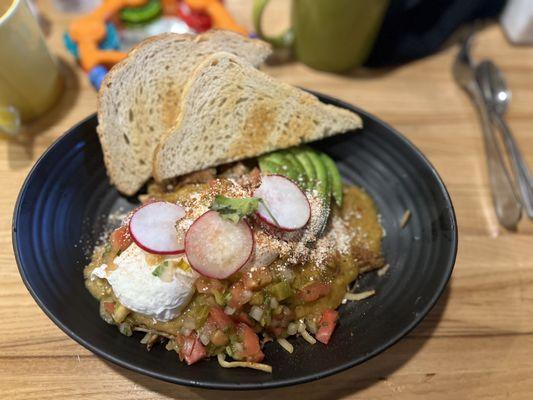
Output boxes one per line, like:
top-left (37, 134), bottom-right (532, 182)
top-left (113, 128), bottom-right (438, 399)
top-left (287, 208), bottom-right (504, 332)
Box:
top-left (64, 23), bottom-right (121, 60)
top-left (88, 65), bottom-right (108, 90)
top-left (63, 30), bottom-right (79, 59)
top-left (104, 23), bottom-right (121, 51)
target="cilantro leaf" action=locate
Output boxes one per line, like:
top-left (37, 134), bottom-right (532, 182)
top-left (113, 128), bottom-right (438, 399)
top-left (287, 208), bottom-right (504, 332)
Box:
top-left (152, 265), bottom-right (163, 277)
top-left (152, 261), bottom-right (169, 277)
top-left (210, 195), bottom-right (281, 227)
top-left (210, 195), bottom-right (260, 223)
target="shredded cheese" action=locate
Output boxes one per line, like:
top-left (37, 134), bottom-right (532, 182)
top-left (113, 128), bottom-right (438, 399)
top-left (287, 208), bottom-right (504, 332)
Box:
top-left (298, 324), bottom-right (317, 344)
top-left (277, 338), bottom-right (294, 353)
top-left (344, 290), bottom-right (376, 301)
top-left (400, 210), bottom-right (411, 228)
top-left (217, 353), bottom-right (272, 373)
top-left (377, 264), bottom-right (390, 277)
top-left (133, 327), bottom-right (173, 339)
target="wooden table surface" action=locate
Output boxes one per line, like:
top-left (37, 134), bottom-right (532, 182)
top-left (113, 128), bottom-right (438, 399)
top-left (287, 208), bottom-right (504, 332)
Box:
top-left (2, 1), bottom-right (533, 399)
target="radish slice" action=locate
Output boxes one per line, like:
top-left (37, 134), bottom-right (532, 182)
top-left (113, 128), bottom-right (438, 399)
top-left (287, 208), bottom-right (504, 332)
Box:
top-left (129, 201), bottom-right (186, 254)
top-left (185, 211), bottom-right (254, 279)
top-left (254, 175), bottom-right (311, 231)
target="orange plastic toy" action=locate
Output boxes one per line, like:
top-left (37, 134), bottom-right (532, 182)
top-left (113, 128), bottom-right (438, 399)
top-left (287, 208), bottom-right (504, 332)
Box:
top-left (162, 0), bottom-right (179, 15)
top-left (69, 0), bottom-right (148, 71)
top-left (185, 0), bottom-right (247, 35)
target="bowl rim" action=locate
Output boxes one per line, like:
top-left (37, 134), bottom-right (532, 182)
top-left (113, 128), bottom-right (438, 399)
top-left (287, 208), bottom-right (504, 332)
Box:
top-left (12, 93), bottom-right (457, 390)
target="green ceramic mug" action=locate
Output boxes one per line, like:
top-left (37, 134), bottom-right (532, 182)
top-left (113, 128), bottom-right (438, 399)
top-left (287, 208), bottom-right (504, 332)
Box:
top-left (253, 0), bottom-right (389, 72)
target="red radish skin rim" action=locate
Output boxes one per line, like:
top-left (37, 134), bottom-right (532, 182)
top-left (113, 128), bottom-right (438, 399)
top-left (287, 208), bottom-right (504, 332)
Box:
top-left (130, 235), bottom-right (185, 255)
top-left (256, 207), bottom-right (310, 232)
top-left (184, 211), bottom-right (255, 279)
top-left (254, 174), bottom-right (311, 232)
top-left (128, 202), bottom-right (186, 255)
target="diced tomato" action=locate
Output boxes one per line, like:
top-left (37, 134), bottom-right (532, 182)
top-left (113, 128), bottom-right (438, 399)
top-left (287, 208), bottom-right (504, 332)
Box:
top-left (179, 333), bottom-right (206, 365)
top-left (186, 340), bottom-right (206, 365)
top-left (103, 301), bottom-right (115, 314)
top-left (235, 323), bottom-right (264, 362)
top-left (315, 309), bottom-right (338, 345)
top-left (110, 226), bottom-right (132, 252)
top-left (242, 267), bottom-right (272, 290)
top-left (181, 335), bottom-right (194, 356)
top-left (209, 307), bottom-right (234, 331)
top-left (232, 311), bottom-right (254, 327)
top-left (298, 282), bottom-right (331, 302)
top-left (228, 282), bottom-right (252, 309)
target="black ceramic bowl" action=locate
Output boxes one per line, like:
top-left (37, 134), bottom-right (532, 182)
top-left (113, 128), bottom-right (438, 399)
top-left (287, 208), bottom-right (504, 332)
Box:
top-left (13, 92), bottom-right (457, 390)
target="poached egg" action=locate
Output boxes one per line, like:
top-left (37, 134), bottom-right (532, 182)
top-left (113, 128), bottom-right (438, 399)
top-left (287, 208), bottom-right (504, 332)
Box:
top-left (92, 243), bottom-right (198, 321)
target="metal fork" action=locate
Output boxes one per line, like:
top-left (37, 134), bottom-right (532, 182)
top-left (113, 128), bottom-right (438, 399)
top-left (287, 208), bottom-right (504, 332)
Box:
top-left (453, 34), bottom-right (522, 230)
top-left (477, 60), bottom-right (533, 219)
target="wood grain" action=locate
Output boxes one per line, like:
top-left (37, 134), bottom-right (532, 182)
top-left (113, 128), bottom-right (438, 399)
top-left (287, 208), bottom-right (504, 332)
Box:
top-left (1, 0), bottom-right (532, 398)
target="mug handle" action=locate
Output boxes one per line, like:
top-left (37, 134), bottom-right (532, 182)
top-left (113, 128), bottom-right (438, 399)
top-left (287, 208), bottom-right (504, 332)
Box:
top-left (0, 106), bottom-right (20, 136)
top-left (253, 0), bottom-right (294, 48)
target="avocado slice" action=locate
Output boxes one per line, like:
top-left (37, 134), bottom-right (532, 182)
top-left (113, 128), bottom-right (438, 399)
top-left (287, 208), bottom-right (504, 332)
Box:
top-left (281, 150), bottom-right (308, 188)
top-left (319, 153), bottom-right (343, 207)
top-left (258, 153), bottom-right (300, 183)
top-left (291, 147), bottom-right (316, 187)
top-left (258, 157), bottom-right (283, 175)
top-left (299, 147), bottom-right (329, 196)
top-left (305, 149), bottom-right (331, 233)
top-left (258, 147), bottom-right (337, 235)
top-left (262, 152), bottom-right (285, 165)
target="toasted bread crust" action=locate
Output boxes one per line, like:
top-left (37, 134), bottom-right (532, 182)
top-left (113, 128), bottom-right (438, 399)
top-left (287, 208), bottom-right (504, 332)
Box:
top-left (97, 31), bottom-right (272, 195)
top-left (152, 52), bottom-right (362, 182)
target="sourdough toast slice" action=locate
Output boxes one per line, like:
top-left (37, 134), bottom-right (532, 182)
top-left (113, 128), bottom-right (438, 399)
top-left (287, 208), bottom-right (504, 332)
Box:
top-left (97, 31), bottom-right (271, 195)
top-left (153, 52), bottom-right (362, 182)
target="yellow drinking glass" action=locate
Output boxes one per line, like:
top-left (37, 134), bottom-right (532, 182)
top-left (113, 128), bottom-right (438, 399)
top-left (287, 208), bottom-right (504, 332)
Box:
top-left (0, 0), bottom-right (63, 135)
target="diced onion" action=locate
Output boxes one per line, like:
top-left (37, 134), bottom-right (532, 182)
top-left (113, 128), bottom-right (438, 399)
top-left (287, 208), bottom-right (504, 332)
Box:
top-left (233, 342), bottom-right (244, 354)
top-left (224, 306), bottom-right (236, 315)
top-left (249, 306), bottom-right (264, 322)
top-left (118, 322), bottom-right (133, 337)
top-left (217, 353), bottom-right (272, 373)
top-left (112, 304), bottom-right (130, 324)
top-left (200, 333), bottom-right (211, 346)
top-left (99, 299), bottom-right (114, 324)
top-left (165, 340), bottom-right (177, 351)
top-left (277, 338), bottom-right (294, 353)
top-left (182, 318), bottom-right (196, 330)
top-left (270, 297), bottom-right (279, 309)
top-left (242, 290), bottom-right (253, 302)
top-left (278, 267), bottom-right (295, 282)
top-left (287, 323), bottom-right (298, 336)
top-left (180, 327), bottom-right (193, 337)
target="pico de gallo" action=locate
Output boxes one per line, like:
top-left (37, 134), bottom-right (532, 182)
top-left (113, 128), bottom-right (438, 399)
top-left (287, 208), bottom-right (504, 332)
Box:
top-left (84, 146), bottom-right (384, 372)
